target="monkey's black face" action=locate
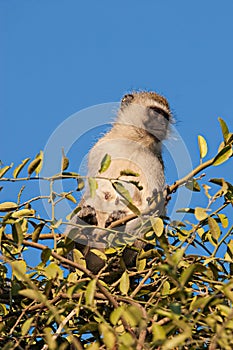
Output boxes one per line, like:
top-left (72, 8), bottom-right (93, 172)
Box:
top-left (148, 106), bottom-right (170, 122)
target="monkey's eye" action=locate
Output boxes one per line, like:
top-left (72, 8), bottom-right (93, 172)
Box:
top-left (121, 94), bottom-right (134, 105)
top-left (149, 106), bottom-right (170, 121)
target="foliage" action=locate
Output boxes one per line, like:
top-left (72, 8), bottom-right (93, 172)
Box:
top-left (0, 118), bottom-right (233, 350)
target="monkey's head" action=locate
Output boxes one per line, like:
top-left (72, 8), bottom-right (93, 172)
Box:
top-left (118, 91), bottom-right (172, 141)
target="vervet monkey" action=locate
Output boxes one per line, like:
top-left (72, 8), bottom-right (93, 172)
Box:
top-left (66, 91), bottom-right (172, 273)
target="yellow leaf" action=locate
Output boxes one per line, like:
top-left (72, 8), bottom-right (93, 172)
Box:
top-left (0, 201), bottom-right (18, 212)
top-left (198, 135), bottom-right (208, 159)
top-left (151, 217), bottom-right (164, 237)
top-left (152, 323), bottom-right (166, 342)
top-left (218, 214), bottom-right (228, 229)
top-left (218, 117), bottom-right (229, 142)
top-left (27, 157), bottom-right (42, 177)
top-left (88, 177), bottom-right (98, 198)
top-left (44, 262), bottom-right (63, 279)
top-left (35, 150), bottom-right (43, 175)
top-left (119, 271), bottom-right (129, 295)
top-left (99, 323), bottom-right (116, 350)
top-left (11, 260), bottom-right (27, 280)
top-left (0, 163), bottom-right (13, 178)
top-left (194, 207), bottom-right (209, 221)
top-left (21, 317), bottom-right (34, 336)
top-left (85, 279), bottom-right (96, 306)
top-left (11, 209), bottom-right (35, 218)
top-left (13, 158), bottom-right (30, 178)
top-left (61, 148), bottom-right (69, 171)
top-left (208, 217), bottom-right (221, 241)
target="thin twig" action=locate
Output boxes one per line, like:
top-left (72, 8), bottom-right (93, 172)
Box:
top-left (168, 157), bottom-right (214, 194)
top-left (130, 269), bottom-right (153, 298)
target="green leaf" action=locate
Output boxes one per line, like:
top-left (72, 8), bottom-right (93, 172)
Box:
top-left (19, 289), bottom-right (43, 300)
top-left (44, 262), bottom-right (63, 280)
top-left (72, 249), bottom-right (86, 276)
top-left (88, 177), bottom-right (98, 198)
top-left (41, 248), bottom-right (51, 263)
top-left (61, 148), bottom-right (69, 171)
top-left (118, 332), bottom-right (135, 347)
top-left (66, 206), bottom-right (81, 220)
top-left (208, 217), bottom-right (221, 241)
top-left (179, 264), bottom-right (197, 287)
top-left (99, 153), bottom-right (111, 173)
top-left (123, 200), bottom-right (141, 216)
top-left (161, 281), bottom-right (170, 296)
top-left (110, 306), bottom-right (124, 325)
top-left (194, 207), bottom-right (209, 221)
top-left (136, 253), bottom-right (146, 271)
top-left (212, 145), bottom-right (232, 166)
top-left (13, 158), bottom-right (30, 178)
top-left (12, 222), bottom-right (24, 246)
top-left (43, 327), bottom-right (56, 350)
top-left (218, 117), bottom-right (229, 143)
top-left (185, 178), bottom-right (201, 192)
top-left (0, 163), bottom-right (13, 178)
top-left (0, 201), bottom-right (18, 212)
top-left (61, 192), bottom-right (77, 203)
top-left (119, 271), bottom-right (129, 295)
top-left (32, 223), bottom-right (44, 242)
top-left (224, 239), bottom-right (233, 262)
top-left (209, 178), bottom-right (225, 186)
top-left (11, 260), bottom-right (27, 280)
top-left (162, 328), bottom-right (192, 350)
top-left (120, 169), bottom-right (140, 177)
top-left (172, 248), bottom-right (185, 265)
top-left (170, 302), bottom-right (181, 315)
top-left (51, 218), bottom-right (62, 229)
top-left (151, 217), bottom-right (164, 237)
top-left (223, 282), bottom-right (233, 303)
top-left (112, 181), bottom-right (132, 203)
top-left (85, 279), bottom-right (96, 306)
top-left (99, 323), bottom-right (116, 350)
top-left (122, 305), bottom-right (143, 327)
top-left (86, 343), bottom-right (100, 350)
top-left (21, 317), bottom-right (34, 336)
top-left (198, 135), bottom-right (208, 159)
top-left (152, 323), bottom-right (166, 342)
top-left (112, 181), bottom-right (141, 215)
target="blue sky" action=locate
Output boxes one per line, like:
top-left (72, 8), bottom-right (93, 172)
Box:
top-left (1, 1), bottom-right (233, 261)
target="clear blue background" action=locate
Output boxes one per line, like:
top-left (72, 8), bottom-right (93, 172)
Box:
top-left (1, 1), bottom-right (233, 262)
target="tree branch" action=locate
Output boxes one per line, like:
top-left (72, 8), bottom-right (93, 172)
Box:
top-left (168, 157), bottom-right (214, 194)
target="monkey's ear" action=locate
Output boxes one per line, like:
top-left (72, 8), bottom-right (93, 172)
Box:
top-left (121, 93), bottom-right (134, 107)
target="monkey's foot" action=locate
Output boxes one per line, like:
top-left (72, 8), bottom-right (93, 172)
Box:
top-left (77, 205), bottom-right (98, 226)
top-left (105, 210), bottom-right (126, 228)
